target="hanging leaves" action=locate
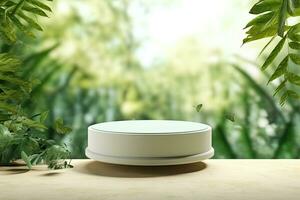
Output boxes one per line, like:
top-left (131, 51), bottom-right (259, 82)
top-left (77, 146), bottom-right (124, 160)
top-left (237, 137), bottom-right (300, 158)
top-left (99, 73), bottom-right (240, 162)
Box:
top-left (244, 0), bottom-right (300, 105)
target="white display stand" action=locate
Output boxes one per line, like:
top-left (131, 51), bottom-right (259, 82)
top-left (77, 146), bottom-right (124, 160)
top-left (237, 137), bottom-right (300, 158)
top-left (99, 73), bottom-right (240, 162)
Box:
top-left (86, 120), bottom-right (214, 165)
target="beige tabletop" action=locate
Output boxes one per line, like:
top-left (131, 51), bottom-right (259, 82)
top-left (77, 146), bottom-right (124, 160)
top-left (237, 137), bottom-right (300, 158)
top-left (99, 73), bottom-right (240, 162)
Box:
top-left (0, 159), bottom-right (299, 200)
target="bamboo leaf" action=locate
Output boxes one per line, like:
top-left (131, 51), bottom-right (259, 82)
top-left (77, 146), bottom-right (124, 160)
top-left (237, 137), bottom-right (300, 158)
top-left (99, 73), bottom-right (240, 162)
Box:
top-left (259, 36), bottom-right (276, 56)
top-left (287, 0), bottom-right (296, 15)
top-left (287, 90), bottom-right (300, 98)
top-left (268, 56), bottom-right (288, 83)
top-left (287, 23), bottom-right (300, 41)
top-left (274, 79), bottom-right (287, 97)
top-left (286, 72), bottom-right (300, 85)
top-left (250, 0), bottom-right (281, 14)
top-left (22, 5), bottom-right (48, 17)
top-left (12, 0), bottom-right (25, 15)
top-left (280, 90), bottom-right (289, 105)
top-left (243, 26), bottom-right (278, 44)
top-left (278, 0), bottom-right (288, 37)
top-left (280, 90), bottom-right (300, 105)
top-left (0, 16), bottom-right (17, 43)
top-left (288, 41), bottom-right (300, 49)
top-left (244, 12), bottom-right (274, 29)
top-left (261, 37), bottom-right (286, 70)
top-left (9, 15), bottom-right (35, 37)
top-left (17, 12), bottom-right (43, 31)
top-left (26, 0), bottom-right (52, 12)
top-left (289, 53), bottom-right (300, 64)
top-left (288, 33), bottom-right (300, 41)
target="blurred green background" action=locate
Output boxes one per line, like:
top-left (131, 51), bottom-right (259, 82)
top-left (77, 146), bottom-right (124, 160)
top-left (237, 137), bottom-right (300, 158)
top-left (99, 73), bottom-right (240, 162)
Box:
top-left (7, 0), bottom-right (300, 159)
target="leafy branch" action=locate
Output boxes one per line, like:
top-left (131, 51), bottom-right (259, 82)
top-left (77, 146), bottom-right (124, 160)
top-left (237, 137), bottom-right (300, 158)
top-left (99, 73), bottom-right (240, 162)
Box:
top-left (0, 0), bottom-right (52, 43)
top-left (244, 0), bottom-right (300, 105)
top-left (0, 0), bottom-right (73, 169)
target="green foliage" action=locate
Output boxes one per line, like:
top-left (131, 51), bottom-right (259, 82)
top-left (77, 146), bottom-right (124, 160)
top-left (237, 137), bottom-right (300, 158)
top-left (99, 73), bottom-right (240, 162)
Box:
top-left (0, 0), bottom-right (53, 43)
top-left (244, 0), bottom-right (300, 105)
top-left (0, 0), bottom-right (72, 169)
top-left (54, 118), bottom-right (72, 135)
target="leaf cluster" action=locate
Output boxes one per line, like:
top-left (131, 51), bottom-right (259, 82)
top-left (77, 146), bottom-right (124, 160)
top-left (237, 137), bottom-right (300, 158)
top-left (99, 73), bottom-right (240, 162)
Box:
top-left (0, 0), bottom-right (52, 44)
top-left (244, 0), bottom-right (300, 105)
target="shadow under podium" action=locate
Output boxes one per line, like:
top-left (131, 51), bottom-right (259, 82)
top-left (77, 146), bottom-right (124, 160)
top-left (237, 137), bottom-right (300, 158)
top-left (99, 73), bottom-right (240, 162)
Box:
top-left (74, 160), bottom-right (207, 178)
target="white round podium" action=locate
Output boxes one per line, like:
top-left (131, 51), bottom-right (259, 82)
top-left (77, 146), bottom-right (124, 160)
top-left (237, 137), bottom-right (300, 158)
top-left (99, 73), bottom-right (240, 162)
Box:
top-left (86, 120), bottom-right (214, 166)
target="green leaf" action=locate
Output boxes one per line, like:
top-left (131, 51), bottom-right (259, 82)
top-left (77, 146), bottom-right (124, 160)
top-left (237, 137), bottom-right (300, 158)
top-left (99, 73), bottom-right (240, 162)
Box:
top-left (280, 90), bottom-right (300, 105)
top-left (243, 26), bottom-right (278, 44)
top-left (288, 41), bottom-right (300, 49)
top-left (261, 12), bottom-right (279, 32)
top-left (0, 124), bottom-right (11, 136)
top-left (249, 0), bottom-right (281, 14)
top-left (289, 53), bottom-right (300, 64)
top-left (287, 90), bottom-right (300, 98)
top-left (0, 16), bottom-right (17, 44)
top-left (17, 12), bottom-right (43, 31)
top-left (278, 0), bottom-right (288, 37)
top-left (21, 151), bottom-right (32, 169)
top-left (9, 15), bottom-right (35, 37)
top-left (22, 5), bottom-right (48, 17)
top-left (12, 0), bottom-right (25, 15)
top-left (280, 90), bottom-right (289, 106)
top-left (287, 23), bottom-right (300, 41)
top-left (27, 0), bottom-right (52, 12)
top-left (0, 53), bottom-right (20, 72)
top-left (21, 117), bottom-right (47, 131)
top-left (40, 111), bottom-right (49, 123)
top-left (286, 72), bottom-right (300, 85)
top-left (0, 102), bottom-right (18, 113)
top-left (30, 153), bottom-right (43, 165)
top-left (289, 23), bottom-right (300, 34)
top-left (195, 104), bottom-right (203, 112)
top-left (261, 37), bottom-right (286, 70)
top-left (246, 22), bottom-right (277, 35)
top-left (225, 112), bottom-right (235, 122)
top-left (287, 0), bottom-right (296, 15)
top-left (244, 12), bottom-right (274, 29)
top-left (45, 145), bottom-right (69, 161)
top-left (274, 79), bottom-right (287, 96)
top-left (0, 74), bottom-right (31, 93)
top-left (268, 56), bottom-right (288, 83)
top-left (54, 118), bottom-right (72, 134)
top-left (258, 36), bottom-right (276, 56)
top-left (288, 33), bottom-right (300, 41)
